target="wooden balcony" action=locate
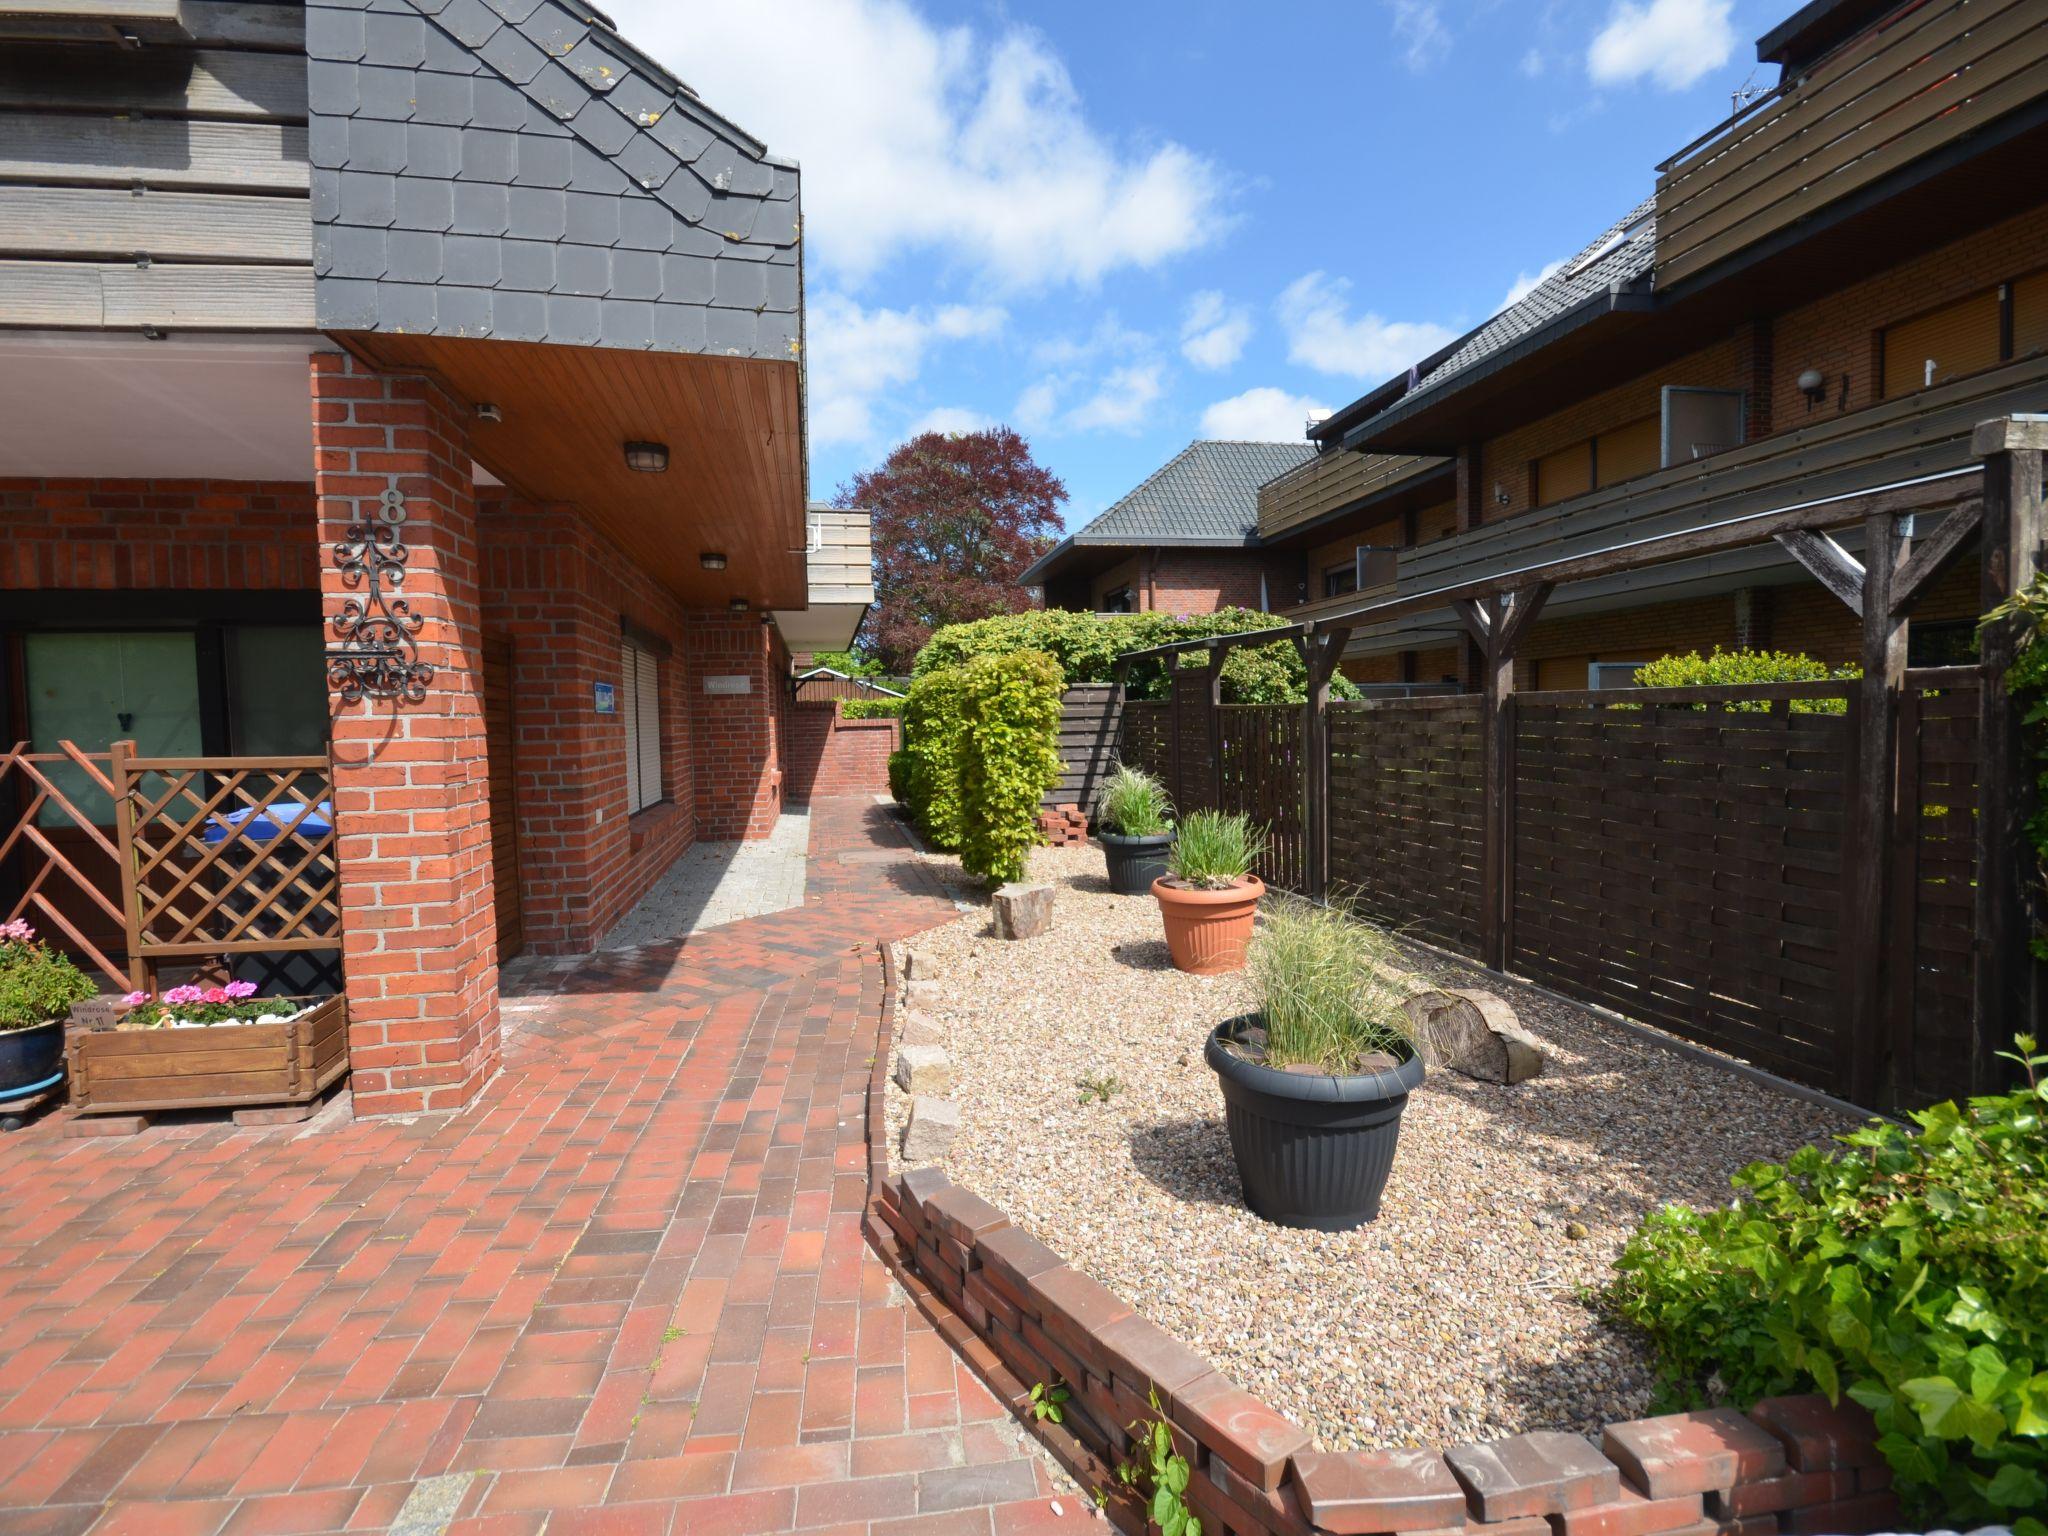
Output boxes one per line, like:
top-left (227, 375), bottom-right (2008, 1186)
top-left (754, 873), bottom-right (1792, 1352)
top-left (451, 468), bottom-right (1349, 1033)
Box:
top-left (1257, 449), bottom-right (1445, 539)
top-left (1333, 350), bottom-right (2048, 648)
top-left (1654, 0), bottom-right (2048, 291)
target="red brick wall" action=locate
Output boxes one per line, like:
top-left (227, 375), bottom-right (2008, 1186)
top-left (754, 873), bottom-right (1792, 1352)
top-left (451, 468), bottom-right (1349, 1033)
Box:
top-left (0, 477), bottom-right (318, 590)
top-left (686, 611), bottom-right (789, 840)
top-left (312, 352), bottom-right (500, 1118)
top-left (784, 702), bottom-right (898, 801)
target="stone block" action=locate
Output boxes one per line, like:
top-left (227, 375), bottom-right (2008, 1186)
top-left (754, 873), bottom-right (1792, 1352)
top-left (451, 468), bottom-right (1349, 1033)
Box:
top-left (896, 1008), bottom-right (943, 1046)
top-left (1169, 1371), bottom-right (1312, 1492)
top-left (992, 881), bottom-right (1053, 940)
top-left (1290, 1447), bottom-right (1470, 1534)
top-left (1445, 1431), bottom-right (1619, 1520)
top-left (1407, 988), bottom-right (1544, 1084)
top-left (1604, 1408), bottom-right (1786, 1499)
top-left (1555, 1484), bottom-right (1707, 1536)
top-left (893, 1042), bottom-right (952, 1096)
top-left (899, 1096), bottom-right (958, 1163)
top-left (1745, 1395), bottom-right (1882, 1472)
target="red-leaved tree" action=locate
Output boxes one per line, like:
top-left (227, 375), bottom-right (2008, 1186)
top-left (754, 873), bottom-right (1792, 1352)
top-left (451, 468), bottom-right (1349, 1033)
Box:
top-left (836, 427), bottom-right (1065, 671)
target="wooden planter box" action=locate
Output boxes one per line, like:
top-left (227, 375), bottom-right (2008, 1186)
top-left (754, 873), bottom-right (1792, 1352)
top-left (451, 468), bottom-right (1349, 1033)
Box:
top-left (67, 995), bottom-right (348, 1116)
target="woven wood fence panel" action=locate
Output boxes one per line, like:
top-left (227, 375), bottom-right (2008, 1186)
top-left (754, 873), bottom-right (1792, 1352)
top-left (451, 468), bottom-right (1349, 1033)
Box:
top-left (1510, 690), bottom-right (1853, 1091)
top-left (1119, 702), bottom-right (1171, 793)
top-left (1217, 705), bottom-right (1306, 893)
top-left (1891, 671), bottom-right (1981, 1109)
top-left (1326, 697), bottom-right (1484, 950)
top-left (1170, 669), bottom-right (1213, 817)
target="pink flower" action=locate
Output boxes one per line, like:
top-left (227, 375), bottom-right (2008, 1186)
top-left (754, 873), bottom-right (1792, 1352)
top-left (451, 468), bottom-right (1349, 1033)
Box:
top-left (201, 987), bottom-right (229, 1004)
top-left (163, 984), bottom-right (204, 1005)
top-left (0, 918), bottom-right (33, 944)
top-left (122, 991), bottom-right (150, 1007)
top-left (224, 980), bottom-right (258, 1000)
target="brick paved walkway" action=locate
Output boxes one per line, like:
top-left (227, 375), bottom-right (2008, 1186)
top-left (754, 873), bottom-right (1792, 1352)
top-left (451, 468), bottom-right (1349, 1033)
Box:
top-left (0, 800), bottom-right (1086, 1536)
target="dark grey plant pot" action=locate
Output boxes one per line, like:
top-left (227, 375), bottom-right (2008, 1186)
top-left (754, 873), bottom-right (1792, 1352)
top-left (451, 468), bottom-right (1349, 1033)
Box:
top-left (0, 1019), bottom-right (65, 1097)
top-left (1099, 830), bottom-right (1174, 896)
top-left (1205, 1013), bottom-right (1424, 1231)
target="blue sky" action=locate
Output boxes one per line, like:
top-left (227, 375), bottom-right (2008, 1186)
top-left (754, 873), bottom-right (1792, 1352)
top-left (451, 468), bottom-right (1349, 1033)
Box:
top-left (606, 0), bottom-right (1781, 531)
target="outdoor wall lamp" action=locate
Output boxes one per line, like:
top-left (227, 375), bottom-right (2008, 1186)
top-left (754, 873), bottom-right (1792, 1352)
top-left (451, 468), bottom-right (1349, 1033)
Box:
top-left (475, 402), bottom-right (503, 423)
top-left (623, 440), bottom-right (670, 473)
top-left (1797, 368), bottom-right (1827, 405)
top-left (1493, 483), bottom-right (1511, 506)
top-left (729, 597), bottom-right (749, 613)
top-left (700, 551), bottom-right (728, 570)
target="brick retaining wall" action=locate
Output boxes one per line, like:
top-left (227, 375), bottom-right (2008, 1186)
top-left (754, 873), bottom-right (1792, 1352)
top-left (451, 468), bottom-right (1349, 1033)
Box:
top-left (860, 949), bottom-right (1904, 1536)
top-left (785, 702), bottom-right (898, 802)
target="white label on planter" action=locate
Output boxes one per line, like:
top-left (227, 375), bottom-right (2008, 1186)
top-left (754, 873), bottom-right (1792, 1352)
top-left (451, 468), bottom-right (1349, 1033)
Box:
top-left (704, 674), bottom-right (751, 695)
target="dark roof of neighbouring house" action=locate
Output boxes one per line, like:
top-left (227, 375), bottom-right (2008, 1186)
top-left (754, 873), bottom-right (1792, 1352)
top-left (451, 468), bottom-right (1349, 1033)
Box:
top-left (1018, 440), bottom-right (1315, 587)
top-left (307, 0), bottom-right (800, 356)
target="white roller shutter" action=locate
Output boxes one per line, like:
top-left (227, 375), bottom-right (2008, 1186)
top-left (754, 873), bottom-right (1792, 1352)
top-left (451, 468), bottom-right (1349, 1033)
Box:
top-left (633, 643), bottom-right (662, 809)
top-left (621, 641), bottom-right (643, 814)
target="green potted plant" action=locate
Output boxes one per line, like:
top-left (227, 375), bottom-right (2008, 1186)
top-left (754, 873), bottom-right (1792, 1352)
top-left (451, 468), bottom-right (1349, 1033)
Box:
top-left (0, 919), bottom-right (96, 1097)
top-left (1205, 897), bottom-right (1421, 1230)
top-left (1095, 763), bottom-right (1175, 895)
top-left (1151, 809), bottom-right (1265, 974)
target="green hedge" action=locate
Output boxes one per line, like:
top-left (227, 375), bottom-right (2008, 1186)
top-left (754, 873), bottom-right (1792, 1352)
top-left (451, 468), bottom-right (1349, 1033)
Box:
top-left (840, 696), bottom-right (904, 720)
top-left (955, 650), bottom-right (1065, 883)
top-left (898, 667), bottom-right (968, 850)
top-left (1634, 646), bottom-right (1860, 713)
top-left (913, 608), bottom-right (1358, 705)
top-left (1606, 1038), bottom-right (2048, 1527)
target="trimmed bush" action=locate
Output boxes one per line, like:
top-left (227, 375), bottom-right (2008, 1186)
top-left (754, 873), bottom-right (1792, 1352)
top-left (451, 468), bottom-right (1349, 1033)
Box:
top-left (1606, 1038), bottom-right (2048, 1526)
top-left (914, 608), bottom-right (1359, 705)
top-left (1633, 646), bottom-right (1860, 713)
top-left (840, 696), bottom-right (904, 720)
top-left (897, 667), bottom-right (969, 849)
top-left (886, 749), bottom-right (912, 806)
top-left (955, 649), bottom-right (1065, 884)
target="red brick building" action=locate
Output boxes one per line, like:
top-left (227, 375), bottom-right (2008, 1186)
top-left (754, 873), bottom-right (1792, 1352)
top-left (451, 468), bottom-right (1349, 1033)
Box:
top-left (0, 1), bottom-right (869, 1116)
top-left (1021, 440), bottom-right (1313, 616)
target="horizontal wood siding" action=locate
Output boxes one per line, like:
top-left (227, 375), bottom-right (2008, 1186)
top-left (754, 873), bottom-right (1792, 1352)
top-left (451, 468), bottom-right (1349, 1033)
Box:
top-left (807, 509), bottom-right (875, 606)
top-left (1655, 0), bottom-right (2048, 289)
top-left (0, 9), bottom-right (310, 330)
top-left (1258, 450), bottom-right (1446, 538)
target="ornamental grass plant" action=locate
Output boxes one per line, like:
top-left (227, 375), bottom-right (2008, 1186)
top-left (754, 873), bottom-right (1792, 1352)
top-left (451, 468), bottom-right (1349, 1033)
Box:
top-left (1247, 897), bottom-right (1414, 1073)
top-left (1097, 763), bottom-right (1172, 838)
top-left (1164, 810), bottom-right (1264, 889)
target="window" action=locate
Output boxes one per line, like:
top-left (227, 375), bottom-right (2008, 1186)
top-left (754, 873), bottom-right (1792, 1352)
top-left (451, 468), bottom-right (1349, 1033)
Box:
top-left (1882, 288), bottom-right (2002, 397)
top-left (621, 639), bottom-right (663, 814)
top-left (1595, 416), bottom-right (1661, 488)
top-left (1099, 586), bottom-right (1134, 613)
top-left (1323, 563), bottom-right (1358, 599)
top-left (1589, 661), bottom-right (1646, 689)
top-left (2015, 270), bottom-right (2048, 361)
top-left (1908, 620), bottom-right (1976, 669)
top-left (1661, 388), bottom-right (1746, 466)
top-left (1532, 441), bottom-right (1592, 507)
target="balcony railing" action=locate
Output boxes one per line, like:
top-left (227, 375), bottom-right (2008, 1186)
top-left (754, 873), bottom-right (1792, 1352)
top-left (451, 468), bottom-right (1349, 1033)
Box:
top-left (1654, 0), bottom-right (2048, 290)
top-left (1257, 450), bottom-right (1445, 539)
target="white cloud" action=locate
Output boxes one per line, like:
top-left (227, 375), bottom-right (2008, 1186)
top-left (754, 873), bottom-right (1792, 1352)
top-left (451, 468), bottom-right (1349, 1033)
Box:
top-left (1015, 378), bottom-right (1062, 435)
top-left (1199, 387), bottom-right (1329, 443)
top-left (1520, 47), bottom-right (1548, 78)
top-left (1385, 0), bottom-right (1451, 72)
top-left (1066, 364), bottom-right (1166, 434)
top-left (1030, 313), bottom-right (1151, 370)
top-left (1179, 291), bottom-right (1252, 371)
top-left (806, 293), bottom-right (1004, 447)
top-left (906, 406), bottom-right (995, 437)
top-left (1276, 272), bottom-right (1458, 381)
top-left (614, 0), bottom-right (1228, 287)
top-left (1587, 0), bottom-right (1735, 91)
top-left (1500, 259), bottom-right (1566, 310)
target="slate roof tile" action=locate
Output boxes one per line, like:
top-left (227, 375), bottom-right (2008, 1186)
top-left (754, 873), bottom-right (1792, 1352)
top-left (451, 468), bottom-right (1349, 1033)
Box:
top-left (1069, 441), bottom-right (1316, 547)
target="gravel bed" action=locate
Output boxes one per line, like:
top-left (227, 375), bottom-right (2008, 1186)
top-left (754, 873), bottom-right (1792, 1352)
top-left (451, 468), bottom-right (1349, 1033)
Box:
top-left (884, 844), bottom-right (1860, 1454)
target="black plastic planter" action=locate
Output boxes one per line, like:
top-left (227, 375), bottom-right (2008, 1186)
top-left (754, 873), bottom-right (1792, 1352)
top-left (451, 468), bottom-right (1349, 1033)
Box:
top-left (0, 1019), bottom-right (65, 1098)
top-left (1205, 1014), bottom-right (1424, 1231)
top-left (1100, 830), bottom-right (1174, 895)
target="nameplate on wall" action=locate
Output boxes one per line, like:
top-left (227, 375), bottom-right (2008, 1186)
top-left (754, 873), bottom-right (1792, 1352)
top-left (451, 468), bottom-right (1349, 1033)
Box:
top-left (703, 675), bottom-right (752, 695)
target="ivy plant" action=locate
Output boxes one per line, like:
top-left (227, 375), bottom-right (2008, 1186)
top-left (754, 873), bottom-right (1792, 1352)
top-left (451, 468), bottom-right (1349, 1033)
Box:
top-left (1115, 1392), bottom-right (1202, 1536)
top-left (1981, 571), bottom-right (2048, 958)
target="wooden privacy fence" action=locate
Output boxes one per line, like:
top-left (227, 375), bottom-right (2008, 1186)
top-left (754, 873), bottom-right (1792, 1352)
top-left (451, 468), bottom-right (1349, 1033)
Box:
top-left (0, 740), bottom-right (341, 991)
top-left (1047, 683), bottom-right (1121, 810)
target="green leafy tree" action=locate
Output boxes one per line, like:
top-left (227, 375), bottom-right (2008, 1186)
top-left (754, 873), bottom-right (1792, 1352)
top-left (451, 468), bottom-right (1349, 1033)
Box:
top-left (1634, 646), bottom-right (1859, 713)
top-left (955, 649), bottom-right (1065, 884)
top-left (1607, 1038), bottom-right (2048, 1525)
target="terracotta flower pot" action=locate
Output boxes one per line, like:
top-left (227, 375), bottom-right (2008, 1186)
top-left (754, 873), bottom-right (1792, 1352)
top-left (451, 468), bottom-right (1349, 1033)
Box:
top-left (1151, 874), bottom-right (1264, 974)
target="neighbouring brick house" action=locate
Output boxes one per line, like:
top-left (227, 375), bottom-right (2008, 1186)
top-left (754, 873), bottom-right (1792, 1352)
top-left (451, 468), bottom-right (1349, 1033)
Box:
top-left (1021, 440), bottom-right (1313, 616)
top-left (1252, 0), bottom-right (2047, 688)
top-left (0, 0), bottom-right (872, 1116)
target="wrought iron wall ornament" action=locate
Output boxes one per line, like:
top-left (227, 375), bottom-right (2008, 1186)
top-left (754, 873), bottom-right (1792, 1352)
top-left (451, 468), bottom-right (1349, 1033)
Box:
top-left (328, 489), bottom-right (433, 704)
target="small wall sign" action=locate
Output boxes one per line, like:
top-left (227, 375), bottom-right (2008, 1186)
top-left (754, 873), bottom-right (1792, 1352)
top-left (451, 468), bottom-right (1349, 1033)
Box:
top-left (593, 681), bottom-right (617, 714)
top-left (703, 674), bottom-right (752, 695)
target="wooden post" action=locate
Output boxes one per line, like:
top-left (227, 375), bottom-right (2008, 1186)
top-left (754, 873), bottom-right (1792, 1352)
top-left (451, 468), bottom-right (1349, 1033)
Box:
top-left (1297, 626), bottom-right (1352, 902)
top-left (1453, 585), bottom-right (1550, 973)
top-left (108, 738), bottom-right (146, 993)
top-left (1205, 646), bottom-right (1226, 814)
top-left (1844, 512), bottom-right (1910, 1106)
top-left (1972, 416), bottom-right (2048, 1092)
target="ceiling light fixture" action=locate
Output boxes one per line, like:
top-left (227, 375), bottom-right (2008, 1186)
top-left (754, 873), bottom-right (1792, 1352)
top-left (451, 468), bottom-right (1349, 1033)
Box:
top-left (623, 440), bottom-right (669, 473)
top-left (729, 597), bottom-right (749, 614)
top-left (475, 402), bottom-right (502, 423)
top-left (700, 552), bottom-right (728, 571)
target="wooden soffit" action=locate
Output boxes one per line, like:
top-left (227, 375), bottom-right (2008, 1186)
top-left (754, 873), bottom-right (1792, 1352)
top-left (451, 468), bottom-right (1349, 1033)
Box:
top-left (343, 332), bottom-right (807, 610)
